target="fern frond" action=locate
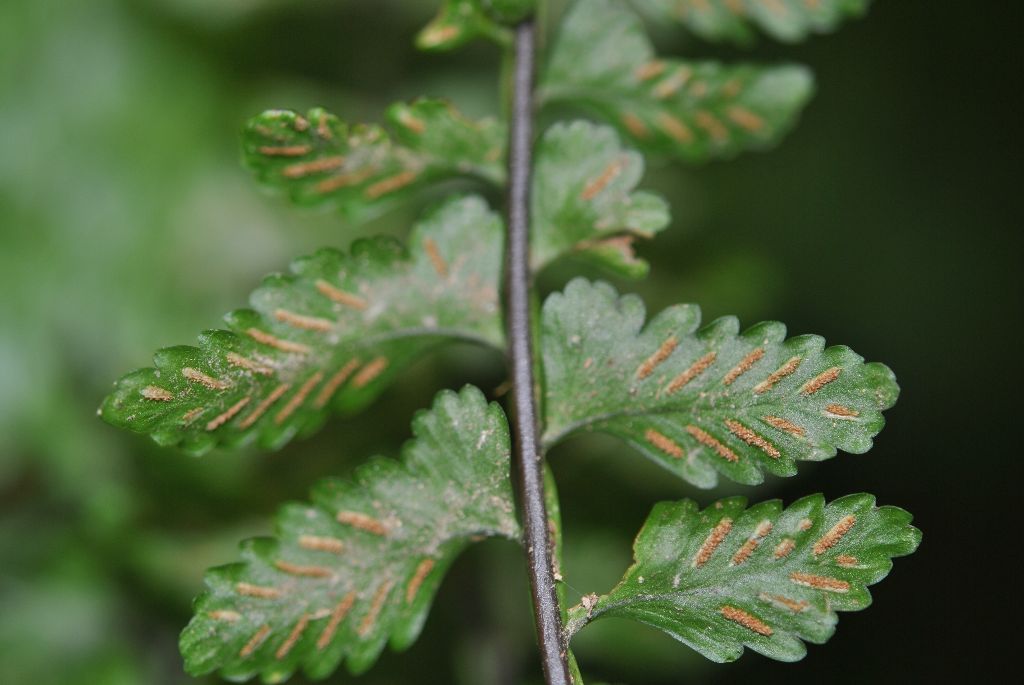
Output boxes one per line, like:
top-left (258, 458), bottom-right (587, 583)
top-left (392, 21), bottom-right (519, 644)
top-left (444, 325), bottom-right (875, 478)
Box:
top-left (566, 493), bottom-right (919, 662)
top-left (180, 386), bottom-right (520, 680)
top-left (541, 0), bottom-right (813, 162)
top-left (542, 280), bottom-right (898, 488)
top-left (101, 196), bottom-right (503, 455)
top-left (243, 101), bottom-right (505, 220)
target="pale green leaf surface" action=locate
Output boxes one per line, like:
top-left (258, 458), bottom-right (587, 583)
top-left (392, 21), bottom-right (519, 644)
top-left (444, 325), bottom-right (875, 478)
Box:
top-left (532, 121), bottom-right (670, 277)
top-left (541, 0), bottom-right (813, 162)
top-left (100, 196), bottom-right (503, 455)
top-left (180, 386), bottom-right (521, 681)
top-left (416, 0), bottom-right (511, 51)
top-left (566, 493), bottom-right (920, 662)
top-left (542, 280), bottom-right (898, 488)
top-left (634, 0), bottom-right (871, 44)
top-left (243, 101), bottom-right (505, 220)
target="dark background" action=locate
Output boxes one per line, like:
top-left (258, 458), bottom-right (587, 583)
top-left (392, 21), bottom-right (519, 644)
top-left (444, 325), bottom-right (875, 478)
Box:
top-left (1, 0), bottom-right (1018, 683)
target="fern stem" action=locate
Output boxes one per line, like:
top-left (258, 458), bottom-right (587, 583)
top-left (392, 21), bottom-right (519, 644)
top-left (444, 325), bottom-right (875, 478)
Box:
top-left (505, 19), bottom-right (572, 685)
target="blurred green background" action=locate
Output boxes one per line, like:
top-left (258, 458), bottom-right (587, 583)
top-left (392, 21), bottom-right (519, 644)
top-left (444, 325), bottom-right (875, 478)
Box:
top-left (1, 0), bottom-right (1017, 683)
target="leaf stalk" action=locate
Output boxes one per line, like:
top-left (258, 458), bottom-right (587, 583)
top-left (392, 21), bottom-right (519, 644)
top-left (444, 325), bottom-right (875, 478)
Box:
top-left (504, 18), bottom-right (572, 685)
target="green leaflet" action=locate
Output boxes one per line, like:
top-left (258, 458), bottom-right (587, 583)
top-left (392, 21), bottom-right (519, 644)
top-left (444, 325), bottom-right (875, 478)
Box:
top-left (243, 100), bottom-right (505, 220)
top-left (634, 0), bottom-right (871, 44)
top-left (415, 0), bottom-right (511, 51)
top-left (180, 386), bottom-right (521, 681)
top-left (100, 195), bottom-right (503, 455)
top-left (541, 280), bottom-right (898, 488)
top-left (540, 0), bottom-right (813, 162)
top-left (532, 121), bottom-right (670, 278)
top-left (566, 494), bottom-right (920, 662)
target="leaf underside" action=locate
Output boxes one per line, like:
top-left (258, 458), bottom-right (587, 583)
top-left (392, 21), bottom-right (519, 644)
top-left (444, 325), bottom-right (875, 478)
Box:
top-left (243, 100), bottom-right (505, 220)
top-left (567, 493), bottom-right (920, 663)
top-left (541, 0), bottom-right (813, 162)
top-left (542, 280), bottom-right (898, 488)
top-left (634, 0), bottom-right (871, 44)
top-left (532, 120), bottom-right (670, 277)
top-left (100, 195), bottom-right (503, 455)
top-left (180, 386), bottom-right (521, 681)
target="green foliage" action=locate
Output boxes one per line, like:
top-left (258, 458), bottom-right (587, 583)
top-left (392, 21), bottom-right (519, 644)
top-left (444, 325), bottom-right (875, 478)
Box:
top-left (541, 0), bottom-right (813, 161)
top-left (100, 196), bottom-right (503, 455)
top-left (633, 0), bottom-right (871, 43)
top-left (180, 386), bottom-right (520, 681)
top-left (542, 280), bottom-right (898, 488)
top-left (416, 0), bottom-right (535, 52)
top-left (566, 493), bottom-right (920, 662)
top-left (82, 0), bottom-right (923, 681)
top-left (243, 101), bottom-right (505, 220)
top-left (532, 121), bottom-right (670, 277)
top-left (416, 0), bottom-right (512, 51)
